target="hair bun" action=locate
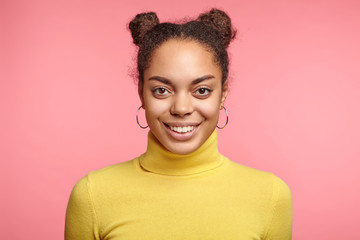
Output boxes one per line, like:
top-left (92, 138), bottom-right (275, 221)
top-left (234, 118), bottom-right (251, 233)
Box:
top-left (197, 9), bottom-right (236, 47)
top-left (129, 12), bottom-right (160, 46)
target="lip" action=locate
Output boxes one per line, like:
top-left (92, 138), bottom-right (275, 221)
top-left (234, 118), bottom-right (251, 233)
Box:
top-left (163, 122), bottom-right (200, 127)
top-left (162, 121), bottom-right (201, 141)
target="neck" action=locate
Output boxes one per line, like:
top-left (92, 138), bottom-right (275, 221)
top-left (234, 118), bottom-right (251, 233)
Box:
top-left (139, 130), bottom-right (223, 176)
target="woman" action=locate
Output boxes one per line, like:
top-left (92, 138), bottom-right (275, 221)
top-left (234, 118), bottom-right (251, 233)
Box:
top-left (65, 9), bottom-right (292, 239)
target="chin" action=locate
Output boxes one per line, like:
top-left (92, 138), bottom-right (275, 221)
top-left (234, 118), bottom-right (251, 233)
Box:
top-left (163, 130), bottom-right (210, 155)
top-left (150, 121), bottom-right (215, 155)
top-left (164, 141), bottom-right (200, 155)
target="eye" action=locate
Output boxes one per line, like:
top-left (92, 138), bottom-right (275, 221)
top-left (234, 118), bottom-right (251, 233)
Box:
top-left (194, 87), bottom-right (212, 98)
top-left (152, 87), bottom-right (170, 97)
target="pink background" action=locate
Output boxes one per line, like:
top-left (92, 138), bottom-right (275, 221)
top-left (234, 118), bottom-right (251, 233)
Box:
top-left (1, 0), bottom-right (360, 239)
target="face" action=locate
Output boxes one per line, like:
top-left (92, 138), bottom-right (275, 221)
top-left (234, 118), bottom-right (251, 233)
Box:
top-left (141, 39), bottom-right (228, 155)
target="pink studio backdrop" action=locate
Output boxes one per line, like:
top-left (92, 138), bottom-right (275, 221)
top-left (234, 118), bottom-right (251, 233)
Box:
top-left (1, 0), bottom-right (360, 239)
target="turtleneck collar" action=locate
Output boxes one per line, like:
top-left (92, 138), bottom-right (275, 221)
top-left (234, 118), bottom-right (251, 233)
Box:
top-left (138, 130), bottom-right (224, 176)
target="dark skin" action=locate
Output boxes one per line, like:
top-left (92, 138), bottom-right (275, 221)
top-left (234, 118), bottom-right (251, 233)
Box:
top-left (140, 39), bottom-right (228, 155)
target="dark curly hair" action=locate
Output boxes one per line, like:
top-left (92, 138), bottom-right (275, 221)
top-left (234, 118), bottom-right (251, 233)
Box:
top-left (128, 8), bottom-right (236, 94)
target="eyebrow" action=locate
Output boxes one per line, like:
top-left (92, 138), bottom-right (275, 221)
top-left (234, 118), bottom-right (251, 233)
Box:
top-left (148, 75), bottom-right (215, 85)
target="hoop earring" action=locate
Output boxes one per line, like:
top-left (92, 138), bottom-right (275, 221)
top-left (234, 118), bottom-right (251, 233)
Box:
top-left (136, 106), bottom-right (148, 129)
top-left (217, 106), bottom-right (228, 129)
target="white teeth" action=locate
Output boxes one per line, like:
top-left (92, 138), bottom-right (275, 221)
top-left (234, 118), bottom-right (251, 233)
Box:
top-left (170, 126), bottom-right (195, 133)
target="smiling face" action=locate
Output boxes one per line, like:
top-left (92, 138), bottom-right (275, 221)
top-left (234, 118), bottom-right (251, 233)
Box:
top-left (141, 39), bottom-right (228, 155)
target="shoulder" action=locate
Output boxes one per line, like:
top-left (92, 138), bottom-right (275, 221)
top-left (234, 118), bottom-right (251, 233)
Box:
top-left (226, 159), bottom-right (293, 234)
top-left (224, 158), bottom-right (292, 200)
top-left (267, 174), bottom-right (292, 215)
top-left (71, 159), bottom-right (138, 195)
top-left (88, 159), bottom-right (136, 180)
top-left (262, 173), bottom-right (293, 238)
top-left (225, 159), bottom-right (273, 183)
top-left (270, 174), bottom-right (292, 200)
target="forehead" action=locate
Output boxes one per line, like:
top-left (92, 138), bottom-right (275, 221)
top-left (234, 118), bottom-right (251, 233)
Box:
top-left (145, 39), bottom-right (221, 83)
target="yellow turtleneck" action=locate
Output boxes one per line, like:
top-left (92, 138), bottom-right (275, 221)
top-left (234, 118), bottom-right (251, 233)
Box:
top-left (65, 130), bottom-right (292, 240)
top-left (139, 130), bottom-right (224, 176)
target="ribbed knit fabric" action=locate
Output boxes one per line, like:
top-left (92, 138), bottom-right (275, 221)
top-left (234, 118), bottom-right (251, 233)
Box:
top-left (65, 130), bottom-right (292, 239)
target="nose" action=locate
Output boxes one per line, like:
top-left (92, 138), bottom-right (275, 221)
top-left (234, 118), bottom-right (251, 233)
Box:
top-left (170, 92), bottom-right (193, 117)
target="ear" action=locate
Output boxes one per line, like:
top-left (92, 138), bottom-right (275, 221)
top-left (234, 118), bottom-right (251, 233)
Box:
top-left (220, 80), bottom-right (228, 109)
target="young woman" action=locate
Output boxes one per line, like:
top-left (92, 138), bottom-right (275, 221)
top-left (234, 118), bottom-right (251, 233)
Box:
top-left (65, 9), bottom-right (292, 240)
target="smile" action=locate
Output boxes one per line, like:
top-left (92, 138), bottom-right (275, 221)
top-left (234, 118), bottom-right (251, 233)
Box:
top-left (162, 122), bottom-right (200, 140)
top-left (169, 126), bottom-right (195, 133)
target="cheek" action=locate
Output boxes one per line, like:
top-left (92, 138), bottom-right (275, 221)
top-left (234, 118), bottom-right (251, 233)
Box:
top-left (145, 104), bottom-right (167, 118)
top-left (197, 92), bottom-right (222, 118)
top-left (196, 101), bottom-right (220, 120)
top-left (144, 96), bottom-right (170, 122)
